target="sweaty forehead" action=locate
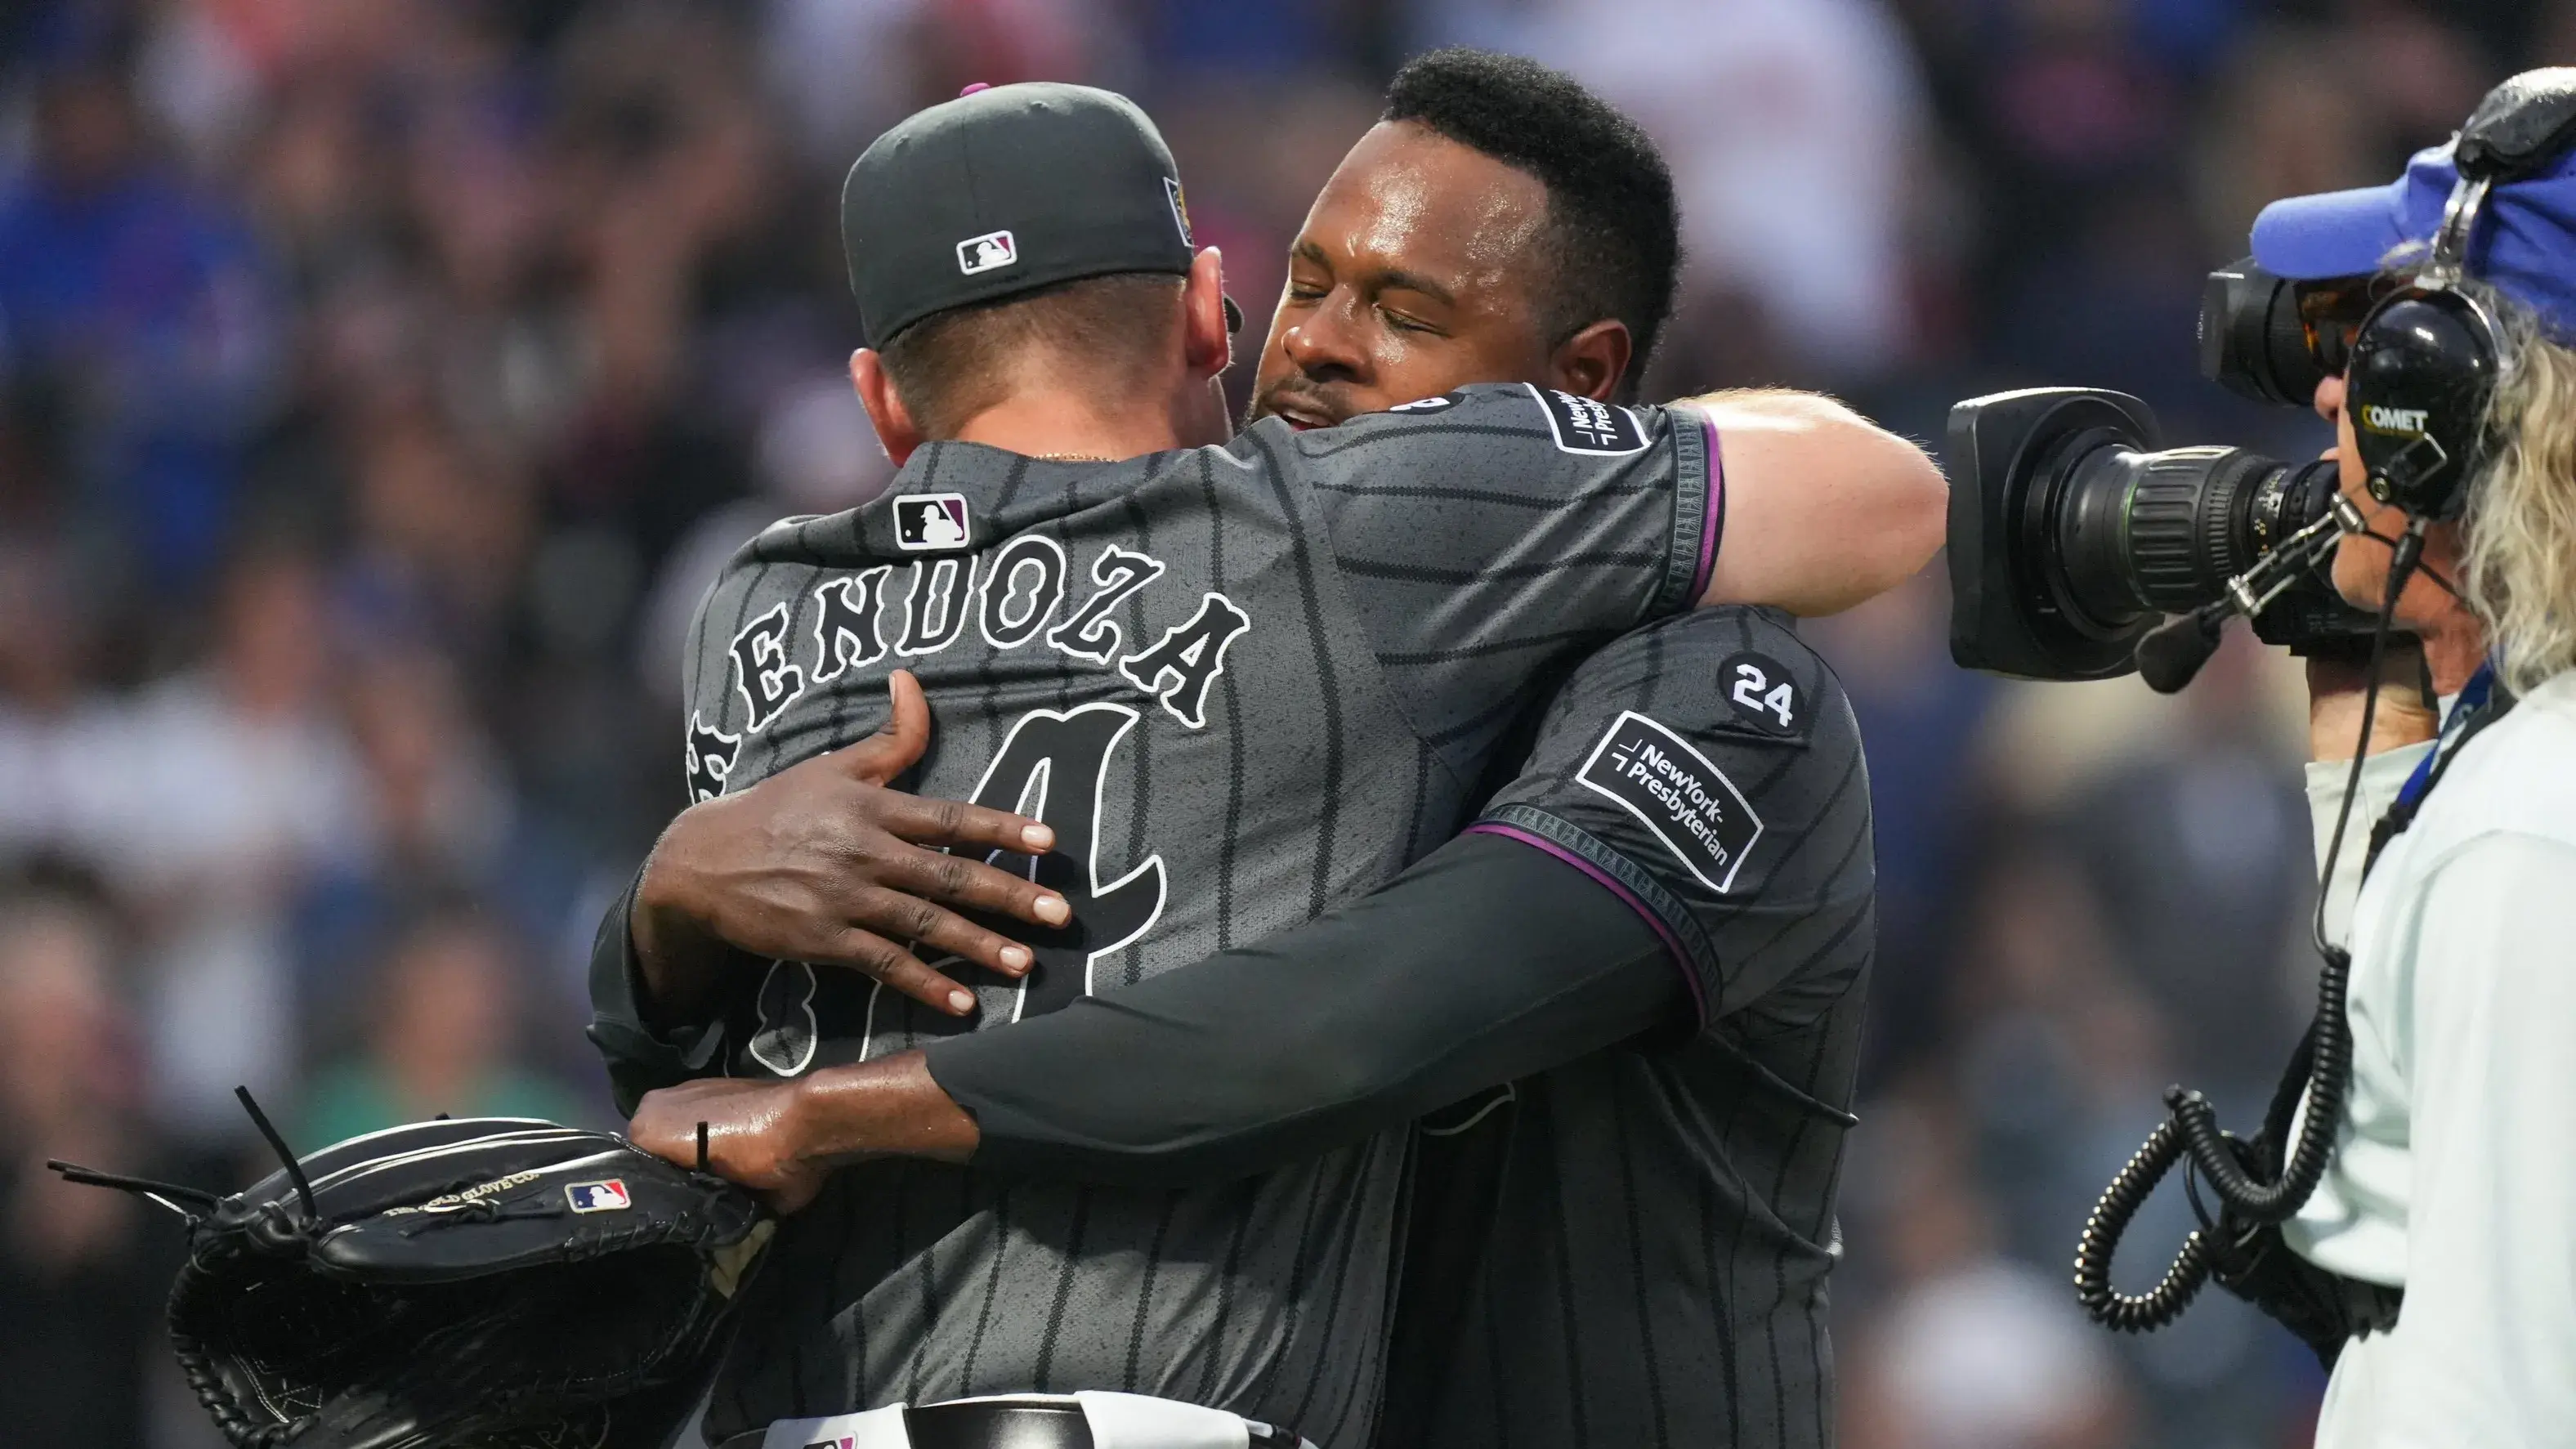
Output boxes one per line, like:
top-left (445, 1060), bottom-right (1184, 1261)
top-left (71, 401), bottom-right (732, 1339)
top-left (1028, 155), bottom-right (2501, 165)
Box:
top-left (1299, 121), bottom-right (1554, 297)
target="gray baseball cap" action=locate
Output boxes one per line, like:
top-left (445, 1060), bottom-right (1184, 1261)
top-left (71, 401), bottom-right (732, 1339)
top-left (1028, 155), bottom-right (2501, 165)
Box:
top-left (841, 82), bottom-right (1239, 347)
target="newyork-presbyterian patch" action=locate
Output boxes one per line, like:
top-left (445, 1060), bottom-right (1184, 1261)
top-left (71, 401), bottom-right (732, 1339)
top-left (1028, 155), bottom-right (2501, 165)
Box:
top-left (1576, 710), bottom-right (1764, 893)
top-left (1527, 383), bottom-right (1648, 455)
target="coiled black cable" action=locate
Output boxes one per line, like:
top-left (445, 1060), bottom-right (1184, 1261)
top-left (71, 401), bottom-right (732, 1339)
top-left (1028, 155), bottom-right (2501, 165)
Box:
top-left (2073, 523), bottom-right (2422, 1331)
top-left (2073, 1115), bottom-right (2213, 1330)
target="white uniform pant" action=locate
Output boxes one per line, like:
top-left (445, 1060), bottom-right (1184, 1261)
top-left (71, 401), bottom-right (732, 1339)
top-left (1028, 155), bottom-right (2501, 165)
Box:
top-left (748, 1392), bottom-right (1315, 1449)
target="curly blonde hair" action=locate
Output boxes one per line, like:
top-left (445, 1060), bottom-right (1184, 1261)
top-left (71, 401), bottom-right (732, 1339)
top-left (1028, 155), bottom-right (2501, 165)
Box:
top-left (2462, 294), bottom-right (2576, 695)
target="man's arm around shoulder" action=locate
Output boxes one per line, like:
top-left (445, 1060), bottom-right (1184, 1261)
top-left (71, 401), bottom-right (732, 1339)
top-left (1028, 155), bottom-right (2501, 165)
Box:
top-left (629, 830), bottom-right (1678, 1202)
top-left (1684, 389), bottom-right (1945, 617)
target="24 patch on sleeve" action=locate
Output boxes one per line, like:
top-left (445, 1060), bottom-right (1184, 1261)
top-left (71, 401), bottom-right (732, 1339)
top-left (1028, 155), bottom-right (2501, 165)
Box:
top-left (1577, 711), bottom-right (1764, 892)
top-left (1718, 651), bottom-right (1804, 736)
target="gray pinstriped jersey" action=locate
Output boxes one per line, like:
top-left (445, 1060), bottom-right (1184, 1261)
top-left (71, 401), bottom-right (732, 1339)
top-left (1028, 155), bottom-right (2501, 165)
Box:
top-left (678, 385), bottom-right (1715, 1447)
top-left (1383, 606), bottom-right (1875, 1449)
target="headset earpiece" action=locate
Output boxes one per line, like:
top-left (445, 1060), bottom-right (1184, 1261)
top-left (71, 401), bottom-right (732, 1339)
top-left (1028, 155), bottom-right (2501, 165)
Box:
top-left (2345, 286), bottom-right (2502, 520)
top-left (2341, 73), bottom-right (2576, 522)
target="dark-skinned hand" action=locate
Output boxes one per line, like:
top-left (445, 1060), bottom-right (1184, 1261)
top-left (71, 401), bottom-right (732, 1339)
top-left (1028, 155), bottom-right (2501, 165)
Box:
top-left (629, 1051), bottom-right (976, 1213)
top-left (632, 670), bottom-right (1068, 1022)
top-left (628, 1076), bottom-right (829, 1212)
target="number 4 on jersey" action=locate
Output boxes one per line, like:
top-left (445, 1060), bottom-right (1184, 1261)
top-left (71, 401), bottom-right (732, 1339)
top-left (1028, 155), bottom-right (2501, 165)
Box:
top-left (843, 701), bottom-right (1169, 1061)
top-left (974, 703), bottom-right (1165, 1018)
top-left (937, 703), bottom-right (1166, 1026)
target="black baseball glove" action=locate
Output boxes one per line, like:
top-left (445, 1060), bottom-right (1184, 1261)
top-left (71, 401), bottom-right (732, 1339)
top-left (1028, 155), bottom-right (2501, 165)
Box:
top-left (54, 1096), bottom-right (772, 1449)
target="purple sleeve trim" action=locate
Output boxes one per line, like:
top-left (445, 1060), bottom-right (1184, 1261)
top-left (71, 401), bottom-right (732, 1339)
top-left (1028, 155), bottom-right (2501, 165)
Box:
top-left (1463, 822), bottom-right (1707, 1024)
top-left (1688, 415), bottom-right (1726, 604)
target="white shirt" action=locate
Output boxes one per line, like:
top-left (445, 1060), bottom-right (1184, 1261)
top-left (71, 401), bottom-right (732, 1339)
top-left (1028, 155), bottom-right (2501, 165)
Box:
top-left (1493, 0), bottom-right (1926, 373)
top-left (2291, 670), bottom-right (2576, 1447)
top-left (1874, 1261), bottom-right (2120, 1449)
top-left (0, 699), bottom-right (133, 861)
top-left (101, 673), bottom-right (367, 897)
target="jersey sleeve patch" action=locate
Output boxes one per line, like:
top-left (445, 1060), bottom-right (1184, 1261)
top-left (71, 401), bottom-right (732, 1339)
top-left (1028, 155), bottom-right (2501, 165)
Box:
top-left (1716, 651), bottom-right (1805, 737)
top-left (1526, 383), bottom-right (1648, 455)
top-left (1576, 710), bottom-right (1764, 893)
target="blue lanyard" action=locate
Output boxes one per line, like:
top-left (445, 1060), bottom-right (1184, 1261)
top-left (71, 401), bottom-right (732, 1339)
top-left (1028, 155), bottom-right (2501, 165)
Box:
top-left (2395, 660), bottom-right (2497, 814)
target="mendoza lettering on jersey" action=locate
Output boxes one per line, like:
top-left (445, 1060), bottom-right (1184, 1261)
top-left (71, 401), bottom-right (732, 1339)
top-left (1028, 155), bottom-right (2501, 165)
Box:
top-left (691, 534), bottom-right (1248, 801)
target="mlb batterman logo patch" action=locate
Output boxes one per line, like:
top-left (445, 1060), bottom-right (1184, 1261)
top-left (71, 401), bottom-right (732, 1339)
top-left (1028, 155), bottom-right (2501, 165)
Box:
top-left (894, 493), bottom-right (972, 551)
top-left (956, 229), bottom-right (1017, 275)
top-left (566, 1179), bottom-right (631, 1214)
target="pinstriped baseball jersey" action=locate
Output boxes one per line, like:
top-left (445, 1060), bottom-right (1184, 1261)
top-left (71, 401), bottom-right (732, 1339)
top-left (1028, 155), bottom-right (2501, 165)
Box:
top-left (1381, 606), bottom-right (1874, 1449)
top-left (678, 384), bottom-right (1716, 1447)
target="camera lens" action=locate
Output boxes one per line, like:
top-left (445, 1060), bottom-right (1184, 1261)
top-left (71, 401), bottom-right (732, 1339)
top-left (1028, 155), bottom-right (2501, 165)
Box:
top-left (2201, 260), bottom-right (2328, 408)
top-left (1948, 387), bottom-right (2373, 681)
top-left (2048, 442), bottom-right (2283, 628)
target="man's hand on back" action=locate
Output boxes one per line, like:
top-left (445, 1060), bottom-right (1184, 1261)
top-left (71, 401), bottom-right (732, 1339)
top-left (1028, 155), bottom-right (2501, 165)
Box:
top-left (629, 1076), bottom-right (830, 1212)
top-left (633, 670), bottom-right (1073, 1023)
top-left (629, 1050), bottom-right (975, 1213)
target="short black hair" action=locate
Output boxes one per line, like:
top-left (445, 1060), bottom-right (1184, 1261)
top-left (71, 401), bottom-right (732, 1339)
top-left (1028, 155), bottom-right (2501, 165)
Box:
top-left (1384, 48), bottom-right (1681, 394)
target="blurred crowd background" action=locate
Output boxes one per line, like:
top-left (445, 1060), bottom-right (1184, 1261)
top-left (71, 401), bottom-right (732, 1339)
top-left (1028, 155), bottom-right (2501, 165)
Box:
top-left (0, 0), bottom-right (2562, 1444)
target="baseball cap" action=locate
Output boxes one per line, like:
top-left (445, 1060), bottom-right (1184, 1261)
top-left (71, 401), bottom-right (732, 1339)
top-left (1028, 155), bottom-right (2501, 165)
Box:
top-left (2250, 77), bottom-right (2576, 337)
top-left (840, 82), bottom-right (1239, 347)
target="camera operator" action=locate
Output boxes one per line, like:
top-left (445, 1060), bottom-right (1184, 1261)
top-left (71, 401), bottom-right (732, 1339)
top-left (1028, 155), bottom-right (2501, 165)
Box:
top-left (2244, 72), bottom-right (2576, 1447)
top-left (1951, 67), bottom-right (2576, 1447)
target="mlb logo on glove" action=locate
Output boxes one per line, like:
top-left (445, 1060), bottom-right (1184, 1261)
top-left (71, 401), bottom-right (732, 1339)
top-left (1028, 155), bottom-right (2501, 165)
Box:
top-left (566, 1179), bottom-right (632, 1213)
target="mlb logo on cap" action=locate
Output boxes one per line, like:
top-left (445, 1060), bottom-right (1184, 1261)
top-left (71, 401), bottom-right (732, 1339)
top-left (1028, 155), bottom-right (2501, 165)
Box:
top-left (844, 83), bottom-right (1241, 346)
top-left (565, 1180), bottom-right (631, 1214)
top-left (956, 230), bottom-right (1017, 275)
top-left (895, 493), bottom-right (973, 551)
